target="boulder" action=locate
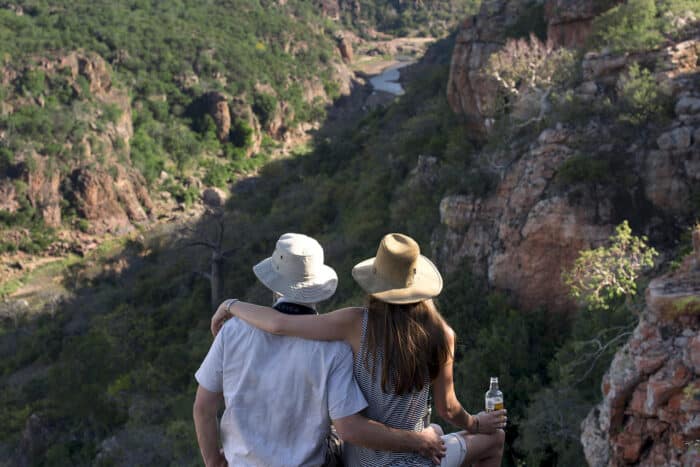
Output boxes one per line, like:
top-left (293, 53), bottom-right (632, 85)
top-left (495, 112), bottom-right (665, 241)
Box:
top-left (201, 187), bottom-right (228, 208)
top-left (656, 127), bottom-right (693, 151)
top-left (203, 91), bottom-right (231, 142)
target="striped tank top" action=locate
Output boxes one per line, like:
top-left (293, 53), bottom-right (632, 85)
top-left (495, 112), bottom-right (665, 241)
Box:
top-left (344, 310), bottom-right (432, 466)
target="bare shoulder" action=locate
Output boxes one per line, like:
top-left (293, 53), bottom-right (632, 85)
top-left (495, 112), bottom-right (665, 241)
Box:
top-left (326, 306), bottom-right (364, 323)
top-left (442, 322), bottom-right (456, 342)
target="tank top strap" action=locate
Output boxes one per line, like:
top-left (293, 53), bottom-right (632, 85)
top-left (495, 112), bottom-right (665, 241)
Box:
top-left (358, 308), bottom-right (369, 358)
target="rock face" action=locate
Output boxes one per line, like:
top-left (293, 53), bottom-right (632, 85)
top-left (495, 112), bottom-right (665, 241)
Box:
top-left (0, 52), bottom-right (152, 235)
top-left (544, 0), bottom-right (620, 48)
top-left (433, 126), bottom-right (615, 311)
top-left (203, 91), bottom-right (231, 142)
top-left (447, 1), bottom-right (530, 139)
top-left (336, 33), bottom-right (354, 63)
top-left (447, 0), bottom-right (620, 138)
top-left (438, 31), bottom-right (700, 312)
top-left (66, 167), bottom-right (152, 234)
top-left (580, 239), bottom-right (700, 466)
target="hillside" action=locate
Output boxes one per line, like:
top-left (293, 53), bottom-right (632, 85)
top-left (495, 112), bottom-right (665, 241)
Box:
top-left (1, 0), bottom-right (700, 466)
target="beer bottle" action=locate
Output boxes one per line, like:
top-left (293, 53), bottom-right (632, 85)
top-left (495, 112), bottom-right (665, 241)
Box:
top-left (485, 377), bottom-right (504, 412)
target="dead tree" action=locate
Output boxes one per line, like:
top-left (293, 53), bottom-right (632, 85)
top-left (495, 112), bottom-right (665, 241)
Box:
top-left (180, 208), bottom-right (235, 311)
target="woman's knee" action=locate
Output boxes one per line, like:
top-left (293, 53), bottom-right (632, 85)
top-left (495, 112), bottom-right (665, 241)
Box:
top-left (430, 423), bottom-right (444, 436)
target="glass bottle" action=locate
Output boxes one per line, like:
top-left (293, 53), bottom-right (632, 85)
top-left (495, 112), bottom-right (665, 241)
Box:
top-left (485, 377), bottom-right (504, 412)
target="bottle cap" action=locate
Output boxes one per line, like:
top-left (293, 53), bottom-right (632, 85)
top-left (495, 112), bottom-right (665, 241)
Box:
top-left (490, 376), bottom-right (498, 383)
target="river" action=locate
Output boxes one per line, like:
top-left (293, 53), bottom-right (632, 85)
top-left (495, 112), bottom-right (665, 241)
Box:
top-left (369, 61), bottom-right (413, 96)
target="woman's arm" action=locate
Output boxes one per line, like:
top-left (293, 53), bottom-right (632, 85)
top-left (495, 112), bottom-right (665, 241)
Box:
top-left (432, 326), bottom-right (478, 432)
top-left (432, 325), bottom-right (507, 434)
top-left (212, 300), bottom-right (362, 343)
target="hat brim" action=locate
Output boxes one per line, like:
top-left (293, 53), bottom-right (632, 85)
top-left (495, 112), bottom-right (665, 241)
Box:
top-left (253, 257), bottom-right (338, 303)
top-left (351, 254), bottom-right (443, 305)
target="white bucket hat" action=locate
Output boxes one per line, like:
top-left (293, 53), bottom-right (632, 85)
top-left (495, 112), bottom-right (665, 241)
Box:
top-left (253, 233), bottom-right (338, 303)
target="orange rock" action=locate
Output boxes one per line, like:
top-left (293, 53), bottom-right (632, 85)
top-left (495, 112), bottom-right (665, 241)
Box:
top-left (629, 382), bottom-right (649, 415)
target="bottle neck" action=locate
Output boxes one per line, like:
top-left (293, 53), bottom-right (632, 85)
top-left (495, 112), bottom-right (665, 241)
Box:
top-left (489, 381), bottom-right (499, 391)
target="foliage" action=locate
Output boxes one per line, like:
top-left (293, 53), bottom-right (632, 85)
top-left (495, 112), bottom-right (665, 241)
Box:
top-left (589, 0), bottom-right (700, 53)
top-left (518, 302), bottom-right (636, 464)
top-left (437, 267), bottom-right (567, 465)
top-left (617, 62), bottom-right (673, 125)
top-left (563, 221), bottom-right (658, 310)
top-left (487, 35), bottom-right (578, 120)
top-left (350, 0), bottom-right (481, 37)
top-left (557, 154), bottom-right (612, 185)
top-left (252, 92), bottom-right (278, 128)
top-left (504, 1), bottom-right (547, 41)
top-left (589, 0), bottom-right (663, 52)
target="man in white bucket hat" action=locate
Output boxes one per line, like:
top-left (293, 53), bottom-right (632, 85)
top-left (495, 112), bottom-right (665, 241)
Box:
top-left (193, 233), bottom-right (445, 467)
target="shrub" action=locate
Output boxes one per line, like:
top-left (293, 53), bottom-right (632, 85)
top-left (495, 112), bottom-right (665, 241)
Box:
top-left (487, 35), bottom-right (578, 121)
top-left (557, 154), bottom-right (612, 185)
top-left (563, 221), bottom-right (658, 310)
top-left (589, 0), bottom-right (663, 53)
top-left (20, 69), bottom-right (46, 95)
top-left (252, 92), bottom-right (277, 127)
top-left (230, 119), bottom-right (254, 149)
top-left (102, 103), bottom-right (123, 123)
top-left (617, 63), bottom-right (673, 125)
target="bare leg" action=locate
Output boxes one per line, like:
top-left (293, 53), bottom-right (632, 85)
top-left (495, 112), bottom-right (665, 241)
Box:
top-left (460, 429), bottom-right (505, 467)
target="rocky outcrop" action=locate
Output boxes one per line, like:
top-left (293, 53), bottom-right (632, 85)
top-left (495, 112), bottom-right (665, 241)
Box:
top-left (544, 0), bottom-right (620, 48)
top-left (0, 51), bottom-right (154, 237)
top-left (66, 168), bottom-right (152, 235)
top-left (447, 1), bottom-right (529, 138)
top-left (229, 96), bottom-right (263, 156)
top-left (581, 235), bottom-right (700, 466)
top-left (336, 33), bottom-right (354, 63)
top-left (433, 126), bottom-right (615, 311)
top-left (26, 157), bottom-right (62, 227)
top-left (439, 31), bottom-right (700, 311)
top-left (447, 0), bottom-right (621, 137)
top-left (203, 91), bottom-right (231, 142)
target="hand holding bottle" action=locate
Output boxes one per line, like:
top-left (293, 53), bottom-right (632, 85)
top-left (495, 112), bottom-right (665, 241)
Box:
top-left (475, 410), bottom-right (508, 433)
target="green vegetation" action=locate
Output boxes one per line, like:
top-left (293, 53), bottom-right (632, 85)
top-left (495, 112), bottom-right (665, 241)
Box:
top-left (589, 0), bottom-right (700, 52)
top-left (563, 221), bottom-right (658, 310)
top-left (350, 0), bottom-right (482, 37)
top-left (0, 1), bottom-right (692, 465)
top-left (0, 0), bottom-right (346, 237)
top-left (557, 154), bottom-right (612, 185)
top-left (617, 62), bottom-right (673, 125)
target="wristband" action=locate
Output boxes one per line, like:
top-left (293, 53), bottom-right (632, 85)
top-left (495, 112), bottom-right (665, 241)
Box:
top-left (225, 298), bottom-right (239, 315)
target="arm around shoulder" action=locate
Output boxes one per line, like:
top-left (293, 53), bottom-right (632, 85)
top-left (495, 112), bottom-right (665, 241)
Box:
top-left (231, 302), bottom-right (362, 342)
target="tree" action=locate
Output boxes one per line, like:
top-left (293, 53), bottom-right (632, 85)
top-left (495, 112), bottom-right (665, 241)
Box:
top-left (563, 221), bottom-right (658, 310)
top-left (180, 208), bottom-right (235, 311)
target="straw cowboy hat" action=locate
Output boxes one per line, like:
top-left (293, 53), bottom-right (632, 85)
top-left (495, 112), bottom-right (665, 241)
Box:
top-left (352, 233), bottom-right (443, 304)
top-left (253, 233), bottom-right (338, 303)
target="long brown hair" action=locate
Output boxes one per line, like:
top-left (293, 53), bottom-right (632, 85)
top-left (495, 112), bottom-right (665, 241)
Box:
top-left (364, 296), bottom-right (452, 395)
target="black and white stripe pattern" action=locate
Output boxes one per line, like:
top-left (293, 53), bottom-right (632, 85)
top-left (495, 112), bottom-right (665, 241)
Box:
top-left (347, 310), bottom-right (431, 466)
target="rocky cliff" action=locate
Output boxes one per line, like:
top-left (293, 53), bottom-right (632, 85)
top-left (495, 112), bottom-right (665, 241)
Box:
top-left (446, 0), bottom-right (620, 138)
top-left (0, 52), bottom-right (152, 235)
top-left (438, 4), bottom-right (699, 312)
top-left (580, 231), bottom-right (700, 466)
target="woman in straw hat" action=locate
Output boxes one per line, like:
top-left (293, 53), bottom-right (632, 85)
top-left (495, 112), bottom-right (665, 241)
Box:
top-left (212, 233), bottom-right (506, 466)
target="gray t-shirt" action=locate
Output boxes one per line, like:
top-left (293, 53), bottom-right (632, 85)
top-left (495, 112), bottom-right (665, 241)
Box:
top-left (195, 318), bottom-right (368, 466)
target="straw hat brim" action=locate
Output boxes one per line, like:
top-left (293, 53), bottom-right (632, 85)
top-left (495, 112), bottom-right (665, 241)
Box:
top-left (351, 254), bottom-right (443, 304)
top-left (253, 257), bottom-right (338, 303)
